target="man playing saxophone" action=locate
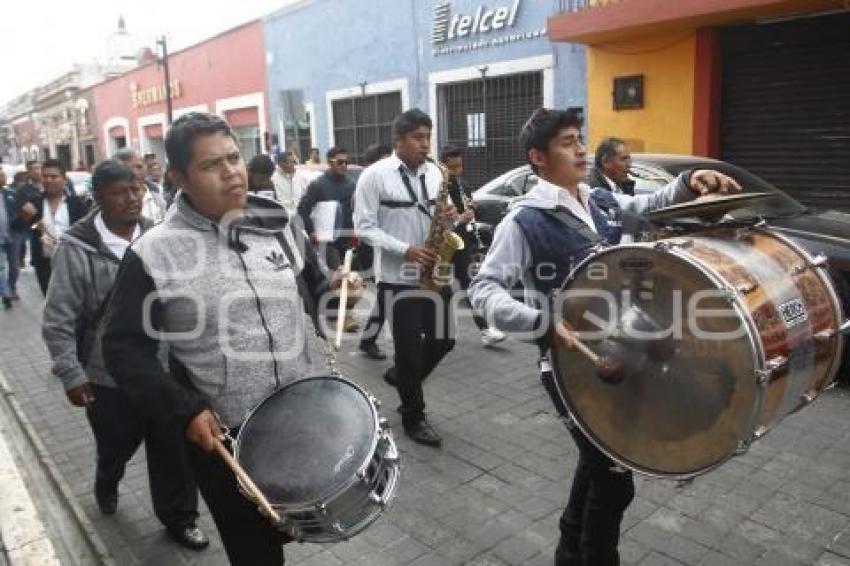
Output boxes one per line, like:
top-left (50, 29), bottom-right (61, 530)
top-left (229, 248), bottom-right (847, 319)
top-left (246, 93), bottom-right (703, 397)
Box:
top-left (354, 108), bottom-right (456, 447)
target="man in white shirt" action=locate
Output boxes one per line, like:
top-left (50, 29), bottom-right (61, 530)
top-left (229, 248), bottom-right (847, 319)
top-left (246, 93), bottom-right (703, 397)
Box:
top-left (42, 159), bottom-right (208, 550)
top-left (354, 109), bottom-right (457, 447)
top-left (271, 151), bottom-right (308, 212)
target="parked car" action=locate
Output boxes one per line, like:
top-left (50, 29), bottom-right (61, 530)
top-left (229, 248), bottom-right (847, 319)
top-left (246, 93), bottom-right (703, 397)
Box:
top-left (66, 171), bottom-right (92, 196)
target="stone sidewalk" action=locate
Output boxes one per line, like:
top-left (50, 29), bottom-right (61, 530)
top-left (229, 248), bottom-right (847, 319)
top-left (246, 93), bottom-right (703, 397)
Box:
top-left (2, 267), bottom-right (850, 565)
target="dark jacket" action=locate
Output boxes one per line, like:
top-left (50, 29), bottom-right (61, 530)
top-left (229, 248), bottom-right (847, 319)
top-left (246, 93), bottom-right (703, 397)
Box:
top-left (22, 192), bottom-right (90, 260)
top-left (42, 211), bottom-right (153, 391)
top-left (588, 167), bottom-right (635, 196)
top-left (102, 194), bottom-right (332, 430)
top-left (297, 171), bottom-right (356, 237)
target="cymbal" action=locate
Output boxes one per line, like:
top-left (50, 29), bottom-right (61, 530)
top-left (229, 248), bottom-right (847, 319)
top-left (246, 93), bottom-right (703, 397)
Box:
top-left (647, 192), bottom-right (774, 222)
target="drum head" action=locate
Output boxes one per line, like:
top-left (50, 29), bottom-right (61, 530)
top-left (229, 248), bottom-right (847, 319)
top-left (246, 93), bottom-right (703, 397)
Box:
top-left (236, 376), bottom-right (377, 505)
top-left (553, 246), bottom-right (760, 478)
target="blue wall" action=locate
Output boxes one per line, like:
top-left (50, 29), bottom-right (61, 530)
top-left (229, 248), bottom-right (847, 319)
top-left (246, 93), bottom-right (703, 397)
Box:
top-left (264, 0), bottom-right (585, 154)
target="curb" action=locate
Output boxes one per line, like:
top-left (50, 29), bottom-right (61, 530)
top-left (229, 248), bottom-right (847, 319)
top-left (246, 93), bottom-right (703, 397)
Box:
top-left (0, 369), bottom-right (115, 566)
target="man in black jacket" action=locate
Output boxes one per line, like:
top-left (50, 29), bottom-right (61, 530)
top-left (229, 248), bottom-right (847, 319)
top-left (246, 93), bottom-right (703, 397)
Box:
top-left (440, 145), bottom-right (506, 347)
top-left (587, 137), bottom-right (636, 196)
top-left (101, 112), bottom-right (357, 565)
top-left (297, 146), bottom-right (356, 270)
top-left (17, 159), bottom-right (89, 294)
top-left (42, 160), bottom-right (207, 550)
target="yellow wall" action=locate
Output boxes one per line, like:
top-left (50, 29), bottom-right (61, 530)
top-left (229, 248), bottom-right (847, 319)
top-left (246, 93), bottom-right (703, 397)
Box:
top-left (587, 33), bottom-right (696, 154)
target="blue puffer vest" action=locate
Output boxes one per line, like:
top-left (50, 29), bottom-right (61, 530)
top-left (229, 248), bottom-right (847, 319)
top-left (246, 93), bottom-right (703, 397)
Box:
top-left (513, 189), bottom-right (623, 296)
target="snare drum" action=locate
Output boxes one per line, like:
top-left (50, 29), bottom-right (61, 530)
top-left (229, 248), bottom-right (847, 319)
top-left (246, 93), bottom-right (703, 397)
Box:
top-left (233, 375), bottom-right (399, 542)
top-left (552, 227), bottom-right (846, 479)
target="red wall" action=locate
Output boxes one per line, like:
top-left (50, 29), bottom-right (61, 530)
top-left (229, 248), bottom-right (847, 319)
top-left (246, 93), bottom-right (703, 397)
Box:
top-left (91, 20), bottom-right (268, 152)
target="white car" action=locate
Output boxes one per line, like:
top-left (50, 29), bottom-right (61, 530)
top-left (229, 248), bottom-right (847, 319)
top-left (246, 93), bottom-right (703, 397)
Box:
top-left (66, 171), bottom-right (92, 196)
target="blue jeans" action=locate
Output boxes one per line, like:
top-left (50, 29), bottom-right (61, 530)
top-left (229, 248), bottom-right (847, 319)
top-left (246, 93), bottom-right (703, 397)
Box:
top-left (0, 242), bottom-right (8, 297)
top-left (6, 232), bottom-right (25, 294)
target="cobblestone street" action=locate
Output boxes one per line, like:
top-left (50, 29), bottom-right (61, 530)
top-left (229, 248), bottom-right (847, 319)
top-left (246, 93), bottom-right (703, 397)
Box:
top-left (3, 269), bottom-right (850, 565)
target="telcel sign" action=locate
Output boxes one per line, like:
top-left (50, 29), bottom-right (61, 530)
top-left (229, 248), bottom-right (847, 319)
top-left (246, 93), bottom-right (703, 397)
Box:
top-left (432, 0), bottom-right (521, 44)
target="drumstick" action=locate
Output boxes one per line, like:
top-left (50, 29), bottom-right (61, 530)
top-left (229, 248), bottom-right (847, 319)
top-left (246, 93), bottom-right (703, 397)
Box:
top-left (554, 320), bottom-right (625, 384)
top-left (213, 437), bottom-right (281, 523)
top-left (334, 248), bottom-right (354, 350)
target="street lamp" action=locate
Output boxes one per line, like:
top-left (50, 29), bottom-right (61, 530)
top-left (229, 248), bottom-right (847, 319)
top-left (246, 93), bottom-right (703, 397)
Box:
top-left (156, 35), bottom-right (173, 125)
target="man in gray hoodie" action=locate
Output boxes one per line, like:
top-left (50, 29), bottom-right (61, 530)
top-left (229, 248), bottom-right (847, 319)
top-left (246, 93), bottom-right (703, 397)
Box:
top-left (42, 160), bottom-right (208, 551)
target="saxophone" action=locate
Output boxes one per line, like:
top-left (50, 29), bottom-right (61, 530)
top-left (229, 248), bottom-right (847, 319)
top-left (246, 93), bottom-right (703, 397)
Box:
top-left (420, 158), bottom-right (465, 291)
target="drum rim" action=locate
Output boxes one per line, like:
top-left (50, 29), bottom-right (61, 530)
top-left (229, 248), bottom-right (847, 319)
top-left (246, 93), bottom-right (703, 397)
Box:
top-left (763, 227), bottom-right (846, 388)
top-left (552, 242), bottom-right (765, 479)
top-left (233, 374), bottom-right (381, 507)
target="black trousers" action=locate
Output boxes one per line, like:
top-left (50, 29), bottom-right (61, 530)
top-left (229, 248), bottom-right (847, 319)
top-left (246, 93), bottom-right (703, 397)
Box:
top-left (186, 436), bottom-right (288, 565)
top-left (32, 255), bottom-right (51, 296)
top-left (452, 245), bottom-right (487, 331)
top-left (382, 283), bottom-right (455, 424)
top-left (558, 426), bottom-right (635, 566)
top-left (359, 284), bottom-right (387, 346)
top-left (85, 384), bottom-right (199, 529)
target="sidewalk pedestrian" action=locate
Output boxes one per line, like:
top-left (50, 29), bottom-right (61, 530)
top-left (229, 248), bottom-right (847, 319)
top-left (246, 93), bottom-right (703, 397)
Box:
top-left (114, 149), bottom-right (167, 224)
top-left (356, 142), bottom-right (393, 360)
top-left (41, 159), bottom-right (209, 551)
top-left (271, 150), bottom-right (308, 212)
top-left (0, 170), bottom-right (13, 308)
top-left (17, 159), bottom-right (89, 295)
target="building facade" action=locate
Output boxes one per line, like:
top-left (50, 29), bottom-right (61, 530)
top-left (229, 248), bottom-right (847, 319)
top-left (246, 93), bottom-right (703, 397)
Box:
top-left (264, 0), bottom-right (587, 188)
top-left (91, 20), bottom-right (270, 164)
top-left (548, 0), bottom-right (850, 209)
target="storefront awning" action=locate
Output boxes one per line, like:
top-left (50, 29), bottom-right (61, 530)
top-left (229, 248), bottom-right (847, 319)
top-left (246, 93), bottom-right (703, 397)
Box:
top-left (548, 0), bottom-right (847, 44)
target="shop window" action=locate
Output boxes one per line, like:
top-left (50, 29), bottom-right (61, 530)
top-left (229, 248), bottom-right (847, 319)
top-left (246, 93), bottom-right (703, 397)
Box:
top-left (232, 126), bottom-right (261, 161)
top-left (437, 71), bottom-right (542, 189)
top-left (332, 92), bottom-right (402, 165)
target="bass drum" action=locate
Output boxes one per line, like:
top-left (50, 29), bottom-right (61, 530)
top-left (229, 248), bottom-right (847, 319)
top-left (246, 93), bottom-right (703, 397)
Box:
top-left (552, 227), bottom-right (845, 479)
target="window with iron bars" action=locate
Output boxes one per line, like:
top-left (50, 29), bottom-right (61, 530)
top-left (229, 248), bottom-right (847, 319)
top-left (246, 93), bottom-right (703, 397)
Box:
top-left (437, 71), bottom-right (543, 190)
top-left (332, 92), bottom-right (402, 165)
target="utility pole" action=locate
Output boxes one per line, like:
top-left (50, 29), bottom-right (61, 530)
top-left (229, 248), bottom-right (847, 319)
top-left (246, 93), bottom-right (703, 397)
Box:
top-left (156, 35), bottom-right (173, 125)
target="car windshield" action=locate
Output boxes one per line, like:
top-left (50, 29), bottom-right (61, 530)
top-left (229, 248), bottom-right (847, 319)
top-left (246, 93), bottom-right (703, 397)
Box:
top-left (630, 160), bottom-right (807, 220)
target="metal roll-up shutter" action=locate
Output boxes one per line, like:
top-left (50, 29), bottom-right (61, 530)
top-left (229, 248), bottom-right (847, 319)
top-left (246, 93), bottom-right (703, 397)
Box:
top-left (720, 12), bottom-right (850, 211)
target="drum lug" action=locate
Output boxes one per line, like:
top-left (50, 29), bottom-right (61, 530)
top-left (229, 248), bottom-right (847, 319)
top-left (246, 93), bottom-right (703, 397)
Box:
top-left (756, 356), bottom-right (788, 385)
top-left (736, 282), bottom-right (758, 295)
top-left (735, 439), bottom-right (750, 454)
top-left (752, 426), bottom-right (768, 440)
top-left (330, 521), bottom-right (348, 540)
top-left (840, 320), bottom-right (850, 336)
top-left (722, 287), bottom-right (740, 303)
top-left (809, 254), bottom-right (828, 268)
top-left (799, 390), bottom-right (817, 405)
top-left (316, 502), bottom-right (329, 516)
top-left (378, 417), bottom-right (389, 430)
top-left (369, 395), bottom-right (381, 410)
top-left (790, 264), bottom-right (806, 276)
top-left (368, 492), bottom-right (388, 508)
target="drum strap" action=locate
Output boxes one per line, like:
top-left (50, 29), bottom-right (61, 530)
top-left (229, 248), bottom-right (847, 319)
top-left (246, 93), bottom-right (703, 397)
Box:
top-left (538, 352), bottom-right (572, 424)
top-left (274, 228), bottom-right (327, 340)
top-left (545, 207), bottom-right (605, 247)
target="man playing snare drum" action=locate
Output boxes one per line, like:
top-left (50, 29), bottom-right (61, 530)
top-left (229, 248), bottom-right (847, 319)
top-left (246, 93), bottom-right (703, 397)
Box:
top-left (102, 112), bottom-right (358, 565)
top-left (469, 108), bottom-right (740, 566)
